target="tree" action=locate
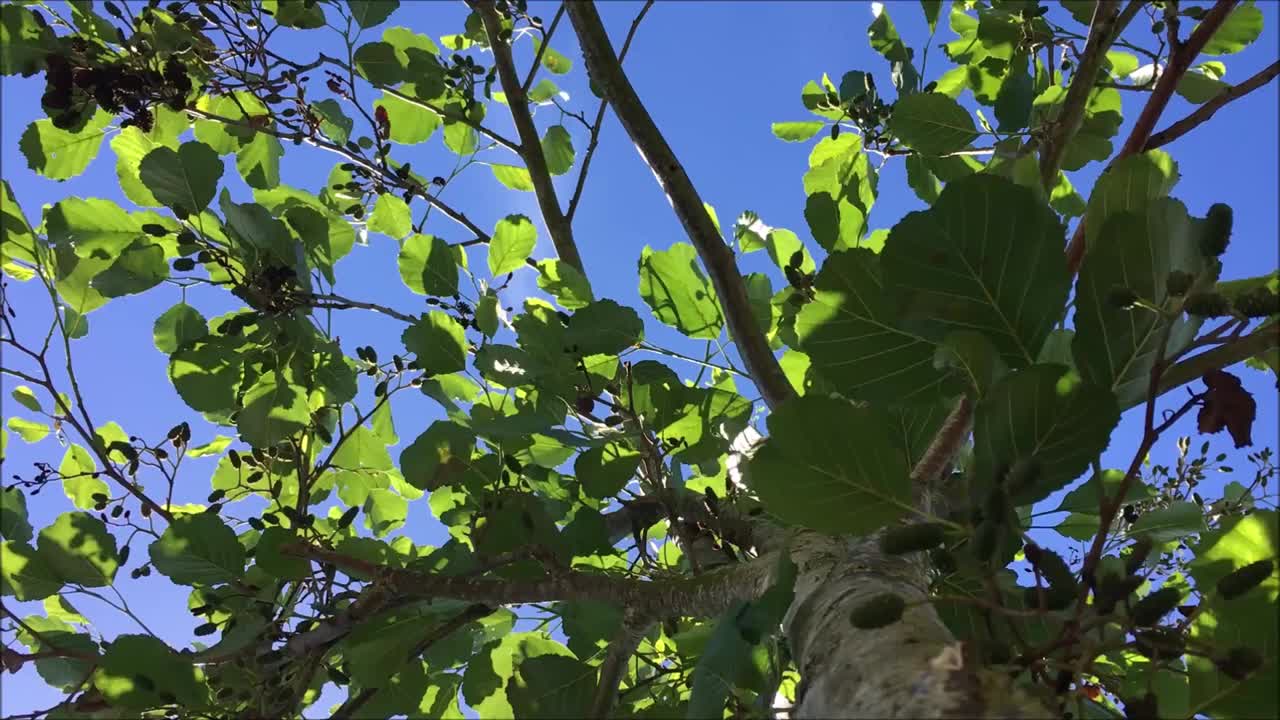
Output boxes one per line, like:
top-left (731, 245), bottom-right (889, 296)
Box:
top-left (1, 0), bottom-right (1277, 717)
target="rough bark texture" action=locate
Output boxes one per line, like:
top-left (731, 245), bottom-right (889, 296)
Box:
top-left (780, 531), bottom-right (1047, 719)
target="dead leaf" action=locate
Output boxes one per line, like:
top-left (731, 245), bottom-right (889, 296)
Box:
top-left (1197, 369), bottom-right (1256, 448)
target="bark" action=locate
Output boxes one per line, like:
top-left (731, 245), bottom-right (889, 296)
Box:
top-left (778, 530), bottom-right (1048, 719)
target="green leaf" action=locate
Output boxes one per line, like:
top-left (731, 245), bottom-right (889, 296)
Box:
top-left (1073, 199), bottom-right (1209, 409)
top-left (1083, 150), bottom-right (1178, 249)
top-left (366, 487), bottom-right (408, 536)
top-left (1, 179), bottom-right (38, 280)
top-left (187, 435), bottom-right (233, 458)
top-left (384, 25), bottom-right (440, 59)
top-left (533, 40), bottom-right (571, 74)
top-left (94, 634), bottom-right (206, 709)
top-left (0, 4), bottom-right (57, 76)
top-left (37, 512), bottom-right (118, 587)
top-left (235, 132), bottom-right (283, 190)
top-left (153, 303), bottom-right (208, 354)
top-left (0, 487), bottom-right (32, 543)
top-left (14, 615), bottom-right (96, 690)
top-left (111, 126), bottom-right (179, 207)
top-left (266, 0), bottom-right (326, 28)
top-left (489, 215), bottom-right (537, 276)
top-left (148, 513), bottom-right (245, 586)
top-left (750, 396), bottom-right (911, 534)
top-left (19, 110), bottom-right (112, 180)
top-left (59, 443), bottom-right (107, 511)
top-left (1129, 502), bottom-right (1206, 543)
top-left (1200, 3), bottom-right (1263, 55)
top-left (402, 311), bottom-right (467, 376)
top-left (565, 300), bottom-right (644, 356)
top-left (921, 0), bottom-right (944, 32)
top-left (1053, 468), bottom-right (1155, 514)
top-left (995, 54), bottom-right (1034, 131)
top-left (397, 233), bottom-right (458, 296)
top-left (771, 121), bottom-right (825, 142)
top-left (765, 228), bottom-right (814, 274)
top-left (464, 632), bottom-right (574, 718)
top-left (476, 290), bottom-right (500, 337)
top-left (11, 385), bottom-right (41, 412)
top-left (354, 41), bottom-right (405, 85)
top-left (400, 421), bottom-right (474, 490)
top-left (312, 99), bottom-right (354, 145)
top-left (972, 365), bottom-right (1119, 506)
top-left (507, 654), bottom-right (595, 718)
top-left (638, 243), bottom-right (724, 339)
top-left (541, 125), bottom-right (575, 176)
top-left (1176, 62), bottom-right (1229, 104)
top-left (934, 330), bottom-right (1008, 400)
top-left (868, 4), bottom-right (920, 93)
top-left (237, 372), bottom-right (310, 447)
top-left (0, 541), bottom-right (61, 600)
top-left (802, 134), bottom-right (876, 250)
top-left (688, 553), bottom-right (796, 718)
top-left (575, 443), bottom-right (641, 499)
top-left (443, 101), bottom-right (482, 155)
top-left (255, 527), bottom-right (310, 579)
top-left (491, 163), bottom-right (535, 191)
top-left (888, 92), bottom-right (978, 155)
top-left (91, 238), bottom-right (167, 298)
top-left (796, 249), bottom-right (954, 404)
top-left (6, 417), bottom-right (48, 443)
top-left (1187, 511), bottom-right (1278, 718)
top-left (881, 173), bottom-right (1069, 367)
top-left (139, 142), bottom-right (223, 214)
top-left (370, 193), bottom-right (413, 239)
top-left (169, 339), bottom-right (243, 416)
top-left (536, 259), bottom-right (594, 310)
top-left (374, 87), bottom-right (443, 145)
top-left (348, 0), bottom-right (398, 27)
top-left (905, 154), bottom-right (940, 204)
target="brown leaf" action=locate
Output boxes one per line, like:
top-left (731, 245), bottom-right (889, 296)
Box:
top-left (1197, 369), bottom-right (1256, 448)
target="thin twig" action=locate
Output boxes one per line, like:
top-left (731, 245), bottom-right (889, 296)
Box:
top-left (522, 3), bottom-right (566, 93)
top-left (1146, 60), bottom-right (1280, 150)
top-left (1064, 0), bottom-right (1241, 274)
top-left (565, 0), bottom-right (655, 222)
top-left (475, 0), bottom-right (586, 273)
top-left (566, 0), bottom-right (795, 410)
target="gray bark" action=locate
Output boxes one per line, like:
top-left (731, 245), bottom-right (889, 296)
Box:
top-left (778, 530), bottom-right (1049, 719)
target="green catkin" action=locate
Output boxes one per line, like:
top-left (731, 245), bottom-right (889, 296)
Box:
top-left (1216, 559), bottom-right (1275, 600)
top-left (850, 593), bottom-right (906, 630)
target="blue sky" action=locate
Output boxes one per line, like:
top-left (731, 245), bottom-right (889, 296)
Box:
top-left (2, 1), bottom-right (1277, 715)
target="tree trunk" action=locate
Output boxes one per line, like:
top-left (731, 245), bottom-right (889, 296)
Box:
top-left (780, 531), bottom-right (1049, 719)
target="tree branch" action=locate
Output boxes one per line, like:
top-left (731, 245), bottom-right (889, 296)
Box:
top-left (590, 609), bottom-right (652, 719)
top-left (565, 0), bottom-right (654, 222)
top-left (565, 1), bottom-right (796, 410)
top-left (330, 604), bottom-right (491, 720)
top-left (1065, 0), bottom-right (1240, 274)
top-left (1038, 0), bottom-right (1128, 190)
top-left (284, 542), bottom-right (774, 618)
top-left (1145, 60), bottom-right (1280, 150)
top-left (262, 48), bottom-right (520, 152)
top-left (298, 292), bottom-right (418, 323)
top-left (474, 0), bottom-right (586, 273)
top-left (1158, 320), bottom-right (1279, 395)
top-left (184, 108), bottom-right (492, 245)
